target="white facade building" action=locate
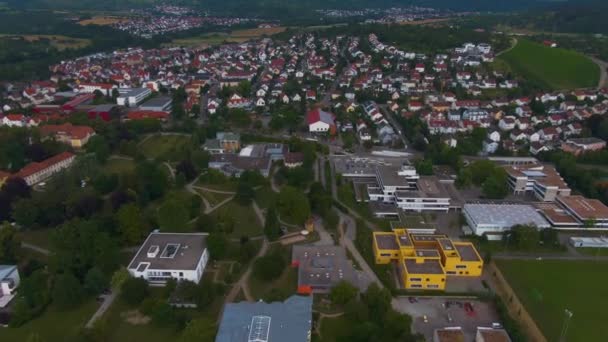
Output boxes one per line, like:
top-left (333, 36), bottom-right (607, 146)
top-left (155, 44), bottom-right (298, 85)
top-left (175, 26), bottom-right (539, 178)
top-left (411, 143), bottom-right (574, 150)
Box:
top-left (0, 265), bottom-right (20, 308)
top-left (116, 88), bottom-right (152, 107)
top-left (128, 232), bottom-right (209, 285)
top-left (463, 203), bottom-right (551, 239)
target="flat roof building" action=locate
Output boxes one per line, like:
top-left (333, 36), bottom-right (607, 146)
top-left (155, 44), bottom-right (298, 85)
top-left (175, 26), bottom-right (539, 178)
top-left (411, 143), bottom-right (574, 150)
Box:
top-left (557, 195), bottom-right (608, 228)
top-left (373, 229), bottom-right (483, 290)
top-left (569, 236), bottom-right (608, 248)
top-left (463, 203), bottom-right (550, 239)
top-left (127, 232), bottom-right (209, 285)
top-left (291, 245), bottom-right (360, 294)
top-left (504, 164), bottom-right (571, 202)
top-left (117, 88), bottom-right (152, 107)
top-left (216, 295), bottom-right (312, 342)
top-left (139, 96), bottom-right (172, 112)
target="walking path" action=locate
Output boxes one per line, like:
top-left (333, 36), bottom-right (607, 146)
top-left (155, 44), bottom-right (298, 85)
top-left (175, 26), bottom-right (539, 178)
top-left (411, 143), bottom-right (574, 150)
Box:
top-left (86, 289), bottom-right (119, 328)
top-left (21, 242), bottom-right (51, 255)
top-left (589, 56), bottom-right (608, 89)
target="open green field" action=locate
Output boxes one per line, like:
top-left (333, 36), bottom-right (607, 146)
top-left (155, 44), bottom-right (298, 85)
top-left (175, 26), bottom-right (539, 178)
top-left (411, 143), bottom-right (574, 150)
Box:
top-left (103, 157), bottom-right (135, 175)
top-left (0, 300), bottom-right (98, 341)
top-left (497, 259), bottom-right (608, 342)
top-left (168, 26), bottom-right (286, 47)
top-left (138, 134), bottom-right (191, 161)
top-left (498, 39), bottom-right (599, 90)
top-left (211, 200), bottom-right (263, 238)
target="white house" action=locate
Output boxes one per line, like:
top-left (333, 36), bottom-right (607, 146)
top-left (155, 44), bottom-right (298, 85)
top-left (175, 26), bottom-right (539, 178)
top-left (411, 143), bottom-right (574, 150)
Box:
top-left (0, 265), bottom-right (20, 308)
top-left (127, 232), bottom-right (209, 285)
top-left (307, 109), bottom-right (336, 133)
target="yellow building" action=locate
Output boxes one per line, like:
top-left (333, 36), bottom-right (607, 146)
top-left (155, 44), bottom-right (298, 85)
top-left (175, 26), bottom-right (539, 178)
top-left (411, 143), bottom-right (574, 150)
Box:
top-left (372, 228), bottom-right (483, 290)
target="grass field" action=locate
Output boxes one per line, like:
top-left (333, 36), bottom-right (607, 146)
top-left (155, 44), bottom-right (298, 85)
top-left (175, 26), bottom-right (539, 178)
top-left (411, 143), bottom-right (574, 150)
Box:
top-left (254, 186), bottom-right (277, 209)
top-left (497, 259), bottom-right (608, 342)
top-left (0, 300), bottom-right (98, 341)
top-left (104, 157), bottom-right (135, 175)
top-left (138, 134), bottom-right (191, 161)
top-left (211, 200), bottom-right (263, 238)
top-left (498, 39), bottom-right (599, 90)
top-left (0, 34), bottom-right (91, 50)
top-left (78, 16), bottom-right (130, 26)
top-left (168, 26), bottom-right (286, 47)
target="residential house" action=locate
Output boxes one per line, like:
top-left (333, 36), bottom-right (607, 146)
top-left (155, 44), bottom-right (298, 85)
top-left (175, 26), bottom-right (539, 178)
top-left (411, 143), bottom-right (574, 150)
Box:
top-left (307, 109), bottom-right (336, 134)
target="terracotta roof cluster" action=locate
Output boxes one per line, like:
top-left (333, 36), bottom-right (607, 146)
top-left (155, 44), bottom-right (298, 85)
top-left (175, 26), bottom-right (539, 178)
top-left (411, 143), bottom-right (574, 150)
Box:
top-left (15, 152), bottom-right (75, 179)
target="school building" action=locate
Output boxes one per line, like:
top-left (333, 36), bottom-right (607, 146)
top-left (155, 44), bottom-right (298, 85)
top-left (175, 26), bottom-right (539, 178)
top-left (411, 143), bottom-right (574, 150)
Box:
top-left (372, 229), bottom-right (483, 290)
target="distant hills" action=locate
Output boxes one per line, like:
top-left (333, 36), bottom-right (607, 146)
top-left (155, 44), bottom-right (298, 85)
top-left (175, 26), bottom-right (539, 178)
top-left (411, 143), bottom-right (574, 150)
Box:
top-left (0, 0), bottom-right (590, 12)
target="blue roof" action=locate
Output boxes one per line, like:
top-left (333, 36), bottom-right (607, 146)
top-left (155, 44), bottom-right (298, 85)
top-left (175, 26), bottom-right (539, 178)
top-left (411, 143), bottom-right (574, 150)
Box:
top-left (215, 295), bottom-right (312, 342)
top-left (0, 265), bottom-right (17, 280)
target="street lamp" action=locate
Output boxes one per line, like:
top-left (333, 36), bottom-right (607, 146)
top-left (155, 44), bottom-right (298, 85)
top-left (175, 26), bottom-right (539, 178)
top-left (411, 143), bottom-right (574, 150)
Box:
top-left (559, 309), bottom-right (573, 342)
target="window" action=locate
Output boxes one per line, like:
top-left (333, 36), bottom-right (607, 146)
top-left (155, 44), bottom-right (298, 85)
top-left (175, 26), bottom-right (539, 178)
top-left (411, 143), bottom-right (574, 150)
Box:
top-left (410, 284), bottom-right (422, 288)
top-left (446, 271), bottom-right (456, 275)
top-left (409, 278), bottom-right (422, 282)
top-left (456, 265), bottom-right (467, 269)
top-left (380, 253), bottom-right (392, 257)
top-left (179, 272), bottom-right (184, 277)
top-left (427, 285), bottom-right (439, 289)
top-left (426, 278), bottom-right (430, 281)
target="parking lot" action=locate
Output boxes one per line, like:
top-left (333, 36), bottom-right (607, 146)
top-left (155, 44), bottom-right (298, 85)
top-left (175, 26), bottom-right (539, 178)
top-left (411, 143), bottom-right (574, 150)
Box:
top-left (392, 297), bottom-right (500, 341)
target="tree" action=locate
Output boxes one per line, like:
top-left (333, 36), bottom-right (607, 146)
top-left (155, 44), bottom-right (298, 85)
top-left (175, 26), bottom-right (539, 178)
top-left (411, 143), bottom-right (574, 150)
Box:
top-left (330, 281), bottom-right (359, 305)
top-left (120, 277), bottom-right (149, 306)
top-left (235, 182), bottom-right (255, 205)
top-left (179, 317), bottom-right (216, 342)
top-left (176, 160), bottom-right (198, 182)
top-left (509, 225), bottom-right (540, 251)
top-left (207, 233), bottom-right (228, 260)
top-left (158, 198), bottom-right (189, 231)
top-left (12, 201), bottom-right (41, 229)
top-left (264, 206), bottom-right (281, 241)
top-left (253, 251), bottom-right (286, 281)
top-left (117, 203), bottom-right (146, 245)
top-left (196, 213), bottom-right (216, 232)
top-left (84, 267), bottom-right (108, 295)
top-left (362, 283), bottom-right (392, 324)
top-left (85, 135), bottom-right (111, 163)
top-left (191, 150), bottom-right (210, 171)
top-left (414, 159), bottom-right (433, 176)
top-left (481, 168), bottom-right (509, 199)
top-left (52, 273), bottom-right (85, 309)
top-left (110, 267), bottom-right (130, 290)
top-left (0, 222), bottom-right (19, 263)
top-left (277, 186), bottom-right (310, 224)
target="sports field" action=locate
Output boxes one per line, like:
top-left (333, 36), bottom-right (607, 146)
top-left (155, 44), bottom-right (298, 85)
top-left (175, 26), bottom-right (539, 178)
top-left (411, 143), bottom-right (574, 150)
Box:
top-left (498, 39), bottom-right (599, 90)
top-left (497, 259), bottom-right (608, 342)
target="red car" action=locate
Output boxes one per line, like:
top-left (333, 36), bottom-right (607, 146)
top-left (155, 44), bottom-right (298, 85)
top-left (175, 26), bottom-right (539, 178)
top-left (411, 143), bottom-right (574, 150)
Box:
top-left (464, 302), bottom-right (475, 317)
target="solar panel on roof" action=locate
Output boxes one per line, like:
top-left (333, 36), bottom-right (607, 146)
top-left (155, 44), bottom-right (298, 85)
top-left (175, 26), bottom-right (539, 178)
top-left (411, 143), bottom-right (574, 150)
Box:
top-left (522, 170), bottom-right (546, 177)
top-left (248, 315), bottom-right (271, 342)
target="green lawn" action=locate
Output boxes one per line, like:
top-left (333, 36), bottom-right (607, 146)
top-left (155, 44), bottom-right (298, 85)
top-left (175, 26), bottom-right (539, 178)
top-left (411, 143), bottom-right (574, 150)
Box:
top-left (211, 200), bottom-right (263, 238)
top-left (0, 300), bottom-right (99, 341)
top-left (497, 259), bottom-right (608, 342)
top-left (498, 39), bottom-right (599, 90)
top-left (104, 157), bottom-right (135, 175)
top-left (255, 186), bottom-right (277, 209)
top-left (139, 135), bottom-right (192, 161)
top-left (319, 315), bottom-right (351, 342)
top-left (194, 188), bottom-right (233, 208)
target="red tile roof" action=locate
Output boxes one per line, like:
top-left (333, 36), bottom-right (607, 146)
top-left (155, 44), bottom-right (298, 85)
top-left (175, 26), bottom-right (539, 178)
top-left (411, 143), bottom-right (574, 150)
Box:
top-left (15, 152), bottom-right (75, 179)
top-left (40, 123), bottom-right (95, 140)
top-left (126, 110), bottom-right (169, 120)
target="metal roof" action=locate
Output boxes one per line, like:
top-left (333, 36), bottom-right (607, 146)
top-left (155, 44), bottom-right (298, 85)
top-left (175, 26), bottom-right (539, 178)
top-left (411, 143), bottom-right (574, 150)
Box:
top-left (216, 295), bottom-right (312, 342)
